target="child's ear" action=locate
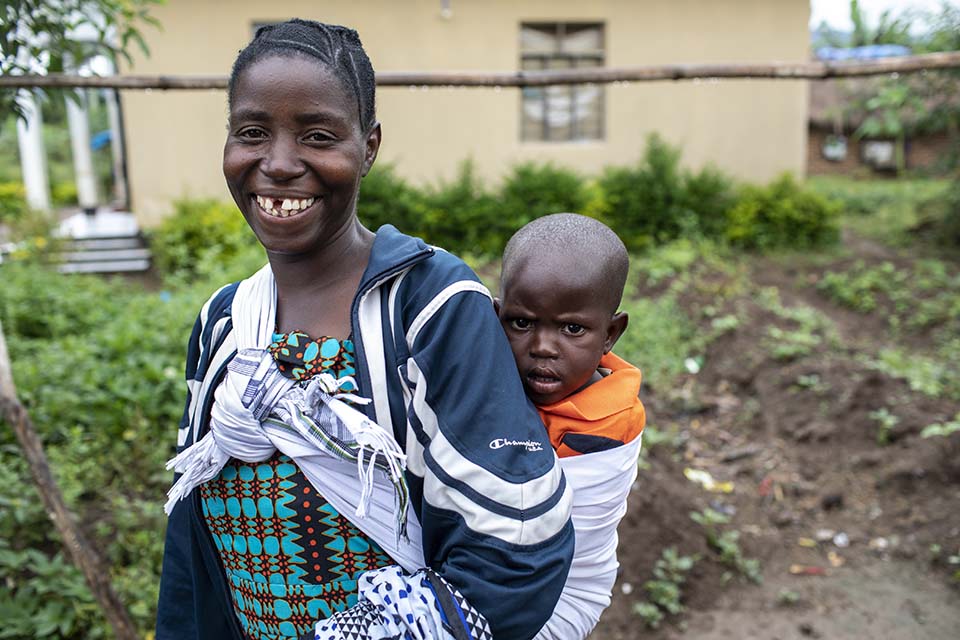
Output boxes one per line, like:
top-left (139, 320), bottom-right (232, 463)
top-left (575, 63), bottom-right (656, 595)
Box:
top-left (493, 297), bottom-right (501, 316)
top-left (603, 312), bottom-right (629, 353)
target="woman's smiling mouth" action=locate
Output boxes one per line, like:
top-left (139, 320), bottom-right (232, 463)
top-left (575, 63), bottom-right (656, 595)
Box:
top-left (254, 194), bottom-right (318, 218)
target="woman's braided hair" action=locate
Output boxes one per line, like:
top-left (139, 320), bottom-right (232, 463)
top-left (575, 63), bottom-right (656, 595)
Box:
top-left (228, 18), bottom-right (377, 131)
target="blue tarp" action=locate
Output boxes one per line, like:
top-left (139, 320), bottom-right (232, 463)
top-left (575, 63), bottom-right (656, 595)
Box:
top-left (816, 45), bottom-right (912, 61)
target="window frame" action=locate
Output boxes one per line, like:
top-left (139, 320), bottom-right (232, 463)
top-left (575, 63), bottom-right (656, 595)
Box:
top-left (519, 21), bottom-right (606, 143)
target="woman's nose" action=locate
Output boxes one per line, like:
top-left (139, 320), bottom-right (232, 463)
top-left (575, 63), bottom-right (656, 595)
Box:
top-left (260, 136), bottom-right (305, 180)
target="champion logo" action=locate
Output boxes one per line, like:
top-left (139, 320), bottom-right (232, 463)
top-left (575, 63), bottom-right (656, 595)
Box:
top-left (489, 438), bottom-right (544, 452)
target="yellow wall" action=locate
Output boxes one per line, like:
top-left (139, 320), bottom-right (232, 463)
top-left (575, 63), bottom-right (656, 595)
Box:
top-left (122, 0), bottom-right (810, 224)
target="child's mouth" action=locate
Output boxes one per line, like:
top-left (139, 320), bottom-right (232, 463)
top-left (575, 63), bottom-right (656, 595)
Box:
top-left (254, 195), bottom-right (317, 218)
top-left (526, 370), bottom-right (563, 396)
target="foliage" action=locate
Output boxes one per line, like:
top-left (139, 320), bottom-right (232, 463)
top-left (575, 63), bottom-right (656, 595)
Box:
top-left (419, 160), bottom-right (502, 254)
top-left (724, 174), bottom-right (840, 250)
top-left (1, 0), bottom-right (163, 118)
top-left (690, 508), bottom-right (762, 584)
top-left (0, 262), bottom-right (198, 638)
top-left (920, 412), bottom-right (960, 439)
top-left (498, 161), bottom-right (589, 245)
top-left (0, 181), bottom-right (27, 224)
top-left (869, 407), bottom-right (899, 445)
top-left (595, 134), bottom-right (735, 251)
top-left (631, 547), bottom-right (698, 628)
top-left (148, 198), bottom-right (263, 285)
top-left (918, 176), bottom-right (960, 248)
top-left (616, 292), bottom-right (702, 391)
top-left (854, 82), bottom-right (927, 174)
top-left (358, 163), bottom-right (426, 236)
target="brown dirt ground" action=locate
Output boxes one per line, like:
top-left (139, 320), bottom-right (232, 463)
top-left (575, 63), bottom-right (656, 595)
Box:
top-left (590, 236), bottom-right (960, 640)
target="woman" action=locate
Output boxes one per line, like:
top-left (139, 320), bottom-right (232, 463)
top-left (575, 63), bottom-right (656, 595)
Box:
top-left (155, 19), bottom-right (573, 640)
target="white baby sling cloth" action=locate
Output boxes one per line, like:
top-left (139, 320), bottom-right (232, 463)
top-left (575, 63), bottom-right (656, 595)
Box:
top-left (164, 263), bottom-right (425, 573)
top-left (534, 433), bottom-right (643, 640)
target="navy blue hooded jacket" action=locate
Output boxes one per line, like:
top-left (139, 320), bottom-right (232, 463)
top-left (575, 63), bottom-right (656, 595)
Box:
top-left (156, 226), bottom-right (574, 640)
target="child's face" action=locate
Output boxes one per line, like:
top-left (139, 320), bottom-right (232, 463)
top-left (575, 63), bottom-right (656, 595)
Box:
top-left (223, 54), bottom-right (380, 258)
top-left (497, 257), bottom-right (626, 406)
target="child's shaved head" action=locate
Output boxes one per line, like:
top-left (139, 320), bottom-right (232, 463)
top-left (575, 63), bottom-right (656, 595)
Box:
top-left (501, 213), bottom-right (629, 314)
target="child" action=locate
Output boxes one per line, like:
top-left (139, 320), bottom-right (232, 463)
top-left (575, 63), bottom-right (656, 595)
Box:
top-left (496, 213), bottom-right (646, 640)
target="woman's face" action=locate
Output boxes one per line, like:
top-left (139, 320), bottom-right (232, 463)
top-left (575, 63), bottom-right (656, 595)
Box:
top-left (223, 54), bottom-right (380, 258)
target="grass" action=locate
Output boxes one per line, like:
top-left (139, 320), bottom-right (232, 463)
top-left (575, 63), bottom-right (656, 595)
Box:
top-left (808, 176), bottom-right (951, 244)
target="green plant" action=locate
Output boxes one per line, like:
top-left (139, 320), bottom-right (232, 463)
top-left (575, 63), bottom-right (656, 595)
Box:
top-left (690, 508), bottom-right (761, 583)
top-left (776, 589), bottom-right (801, 607)
top-left (631, 547), bottom-right (698, 629)
top-left (596, 134), bottom-right (735, 251)
top-left (148, 198), bottom-right (262, 284)
top-left (921, 413), bottom-right (960, 438)
top-left (869, 408), bottom-right (899, 445)
top-left (500, 161), bottom-right (589, 230)
top-left (0, 181), bottom-right (27, 223)
top-left (725, 174), bottom-right (840, 250)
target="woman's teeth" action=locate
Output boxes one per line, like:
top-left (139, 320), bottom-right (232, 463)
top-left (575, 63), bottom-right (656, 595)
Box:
top-left (255, 195), bottom-right (316, 217)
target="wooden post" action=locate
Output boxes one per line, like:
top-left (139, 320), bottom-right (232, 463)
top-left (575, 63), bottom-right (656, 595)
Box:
top-left (0, 320), bottom-right (139, 640)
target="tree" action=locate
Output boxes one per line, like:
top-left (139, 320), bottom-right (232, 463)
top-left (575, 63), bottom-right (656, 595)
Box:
top-left (0, 0), bottom-right (163, 116)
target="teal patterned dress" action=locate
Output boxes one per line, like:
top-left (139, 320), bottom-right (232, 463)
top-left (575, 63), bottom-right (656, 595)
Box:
top-left (200, 332), bottom-right (393, 640)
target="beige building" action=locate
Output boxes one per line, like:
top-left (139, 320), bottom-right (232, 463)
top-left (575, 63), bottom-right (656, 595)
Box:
top-left (122, 0), bottom-right (810, 224)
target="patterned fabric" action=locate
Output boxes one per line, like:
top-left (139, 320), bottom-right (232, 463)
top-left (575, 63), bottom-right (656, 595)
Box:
top-left (313, 567), bottom-right (492, 640)
top-left (201, 334), bottom-right (392, 640)
top-left (270, 331), bottom-right (357, 384)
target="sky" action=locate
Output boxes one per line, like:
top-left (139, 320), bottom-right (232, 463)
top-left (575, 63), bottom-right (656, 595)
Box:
top-left (810, 0), bottom-right (958, 30)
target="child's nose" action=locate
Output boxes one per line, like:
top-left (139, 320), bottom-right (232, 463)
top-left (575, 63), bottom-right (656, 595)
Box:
top-left (530, 330), bottom-right (558, 359)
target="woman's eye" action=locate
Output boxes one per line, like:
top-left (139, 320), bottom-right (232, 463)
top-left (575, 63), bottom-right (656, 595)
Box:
top-left (510, 318), bottom-right (532, 330)
top-left (237, 127), bottom-right (267, 141)
top-left (305, 130), bottom-right (335, 143)
top-left (563, 323), bottom-right (586, 336)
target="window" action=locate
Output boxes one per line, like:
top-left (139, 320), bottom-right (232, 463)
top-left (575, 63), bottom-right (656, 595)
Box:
top-left (520, 23), bottom-right (605, 142)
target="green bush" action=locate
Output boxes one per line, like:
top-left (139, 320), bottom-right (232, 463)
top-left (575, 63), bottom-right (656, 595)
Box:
top-left (358, 163), bottom-right (427, 236)
top-left (51, 181), bottom-right (79, 207)
top-left (498, 162), bottom-right (589, 246)
top-left (596, 134), bottom-right (735, 251)
top-left (0, 181), bottom-right (27, 224)
top-left (0, 263), bottom-right (198, 638)
top-left (725, 174), bottom-right (840, 250)
top-left (420, 160), bottom-right (501, 254)
top-left (148, 198), bottom-right (261, 283)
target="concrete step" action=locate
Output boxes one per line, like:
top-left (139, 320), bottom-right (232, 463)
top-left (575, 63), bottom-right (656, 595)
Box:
top-left (59, 259), bottom-right (152, 274)
top-left (62, 247), bottom-right (152, 263)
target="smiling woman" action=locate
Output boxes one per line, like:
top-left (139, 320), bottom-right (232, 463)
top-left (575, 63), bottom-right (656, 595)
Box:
top-left (155, 18), bottom-right (574, 640)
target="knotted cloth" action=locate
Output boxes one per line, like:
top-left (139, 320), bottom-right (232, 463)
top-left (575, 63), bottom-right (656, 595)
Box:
top-left (163, 264), bottom-right (424, 572)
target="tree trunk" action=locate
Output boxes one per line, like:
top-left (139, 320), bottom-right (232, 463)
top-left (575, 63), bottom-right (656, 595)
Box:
top-left (0, 320), bottom-right (139, 640)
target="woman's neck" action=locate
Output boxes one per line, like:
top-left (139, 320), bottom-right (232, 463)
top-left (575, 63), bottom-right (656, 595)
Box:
top-left (267, 219), bottom-right (375, 338)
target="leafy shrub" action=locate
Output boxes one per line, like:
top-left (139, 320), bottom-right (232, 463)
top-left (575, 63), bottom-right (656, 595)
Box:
top-left (148, 198), bottom-right (260, 283)
top-left (0, 181), bottom-right (27, 224)
top-left (358, 163), bottom-right (427, 235)
top-left (597, 135), bottom-right (735, 251)
top-left (919, 175), bottom-right (960, 247)
top-left (725, 174), bottom-right (840, 250)
top-left (51, 181), bottom-right (79, 207)
top-left (499, 162), bottom-right (589, 238)
top-left (419, 160), bottom-right (501, 254)
top-left (0, 263), bottom-right (199, 638)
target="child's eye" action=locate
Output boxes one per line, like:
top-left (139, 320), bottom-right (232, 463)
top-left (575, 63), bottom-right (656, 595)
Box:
top-left (563, 323), bottom-right (586, 336)
top-left (510, 318), bottom-right (532, 330)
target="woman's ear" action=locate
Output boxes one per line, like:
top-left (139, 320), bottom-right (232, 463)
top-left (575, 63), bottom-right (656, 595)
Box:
top-left (603, 312), bottom-right (629, 353)
top-left (361, 122), bottom-right (382, 177)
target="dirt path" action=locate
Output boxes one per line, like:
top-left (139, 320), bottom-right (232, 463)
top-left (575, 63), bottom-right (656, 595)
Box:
top-left (590, 237), bottom-right (960, 639)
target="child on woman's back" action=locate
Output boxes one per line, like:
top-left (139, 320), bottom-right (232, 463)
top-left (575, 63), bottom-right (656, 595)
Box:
top-left (495, 213), bottom-right (646, 639)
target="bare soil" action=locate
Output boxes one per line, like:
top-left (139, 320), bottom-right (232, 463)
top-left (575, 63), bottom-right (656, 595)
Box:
top-left (591, 237), bottom-right (960, 640)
